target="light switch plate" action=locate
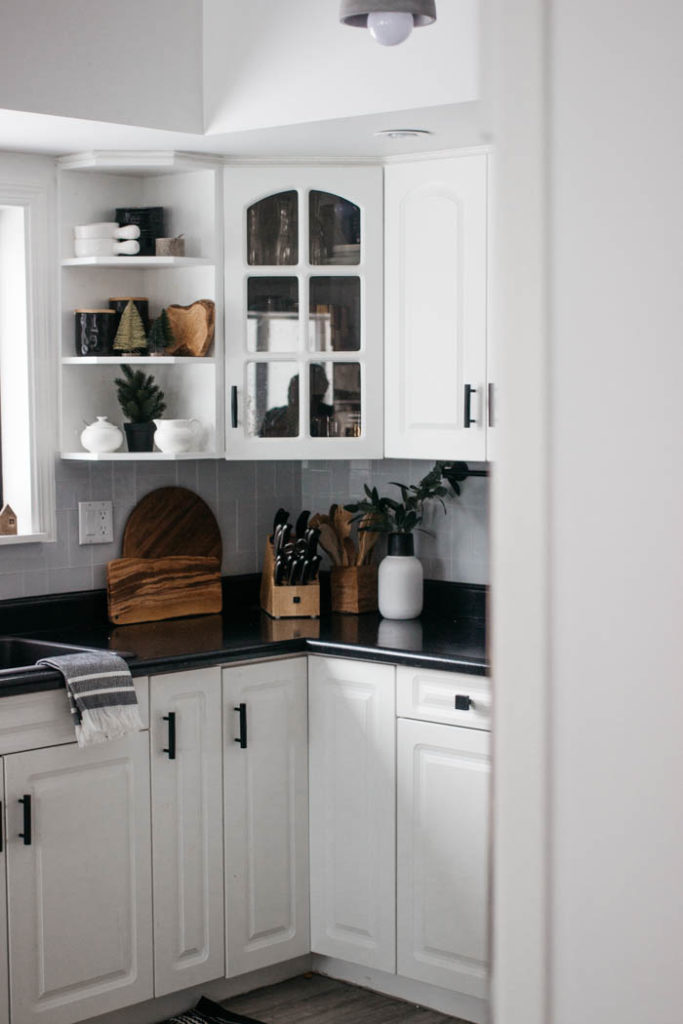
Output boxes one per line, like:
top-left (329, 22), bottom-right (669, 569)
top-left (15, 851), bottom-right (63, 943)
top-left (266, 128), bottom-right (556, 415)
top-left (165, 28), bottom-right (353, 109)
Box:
top-left (78, 501), bottom-right (114, 545)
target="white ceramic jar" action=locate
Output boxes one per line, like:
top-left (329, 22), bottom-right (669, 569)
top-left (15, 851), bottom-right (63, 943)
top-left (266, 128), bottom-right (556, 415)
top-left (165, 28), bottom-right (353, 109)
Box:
top-left (377, 533), bottom-right (424, 620)
top-left (80, 416), bottom-right (123, 453)
top-left (153, 418), bottom-right (201, 453)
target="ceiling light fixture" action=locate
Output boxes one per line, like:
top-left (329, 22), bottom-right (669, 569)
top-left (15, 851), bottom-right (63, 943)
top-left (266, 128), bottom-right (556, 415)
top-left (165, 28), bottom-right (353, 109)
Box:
top-left (373, 129), bottom-right (433, 139)
top-left (340, 0), bottom-right (437, 47)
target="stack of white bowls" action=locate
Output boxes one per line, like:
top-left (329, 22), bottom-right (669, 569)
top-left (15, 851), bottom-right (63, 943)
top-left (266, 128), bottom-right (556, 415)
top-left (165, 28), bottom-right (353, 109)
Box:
top-left (74, 222), bottom-right (142, 258)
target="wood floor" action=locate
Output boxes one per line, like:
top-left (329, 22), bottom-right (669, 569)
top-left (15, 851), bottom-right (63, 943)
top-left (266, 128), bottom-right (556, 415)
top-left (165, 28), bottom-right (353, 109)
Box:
top-left (222, 973), bottom-right (471, 1024)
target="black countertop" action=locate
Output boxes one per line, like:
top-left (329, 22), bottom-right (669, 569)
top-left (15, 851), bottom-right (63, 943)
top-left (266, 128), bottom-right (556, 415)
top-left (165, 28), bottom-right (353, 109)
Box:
top-left (0, 576), bottom-right (488, 696)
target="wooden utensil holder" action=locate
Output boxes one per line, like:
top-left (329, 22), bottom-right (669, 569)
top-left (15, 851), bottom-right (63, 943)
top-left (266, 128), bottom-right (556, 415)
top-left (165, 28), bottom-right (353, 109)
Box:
top-left (260, 540), bottom-right (320, 619)
top-left (330, 565), bottom-right (378, 614)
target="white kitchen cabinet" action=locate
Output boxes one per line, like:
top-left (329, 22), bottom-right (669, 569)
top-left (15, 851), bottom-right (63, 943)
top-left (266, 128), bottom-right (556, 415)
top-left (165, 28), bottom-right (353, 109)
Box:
top-left (223, 657), bottom-right (309, 977)
top-left (4, 732), bottom-right (153, 1024)
top-left (384, 152), bottom-right (489, 460)
top-left (150, 668), bottom-right (224, 996)
top-left (397, 717), bottom-right (490, 998)
top-left (308, 656), bottom-right (396, 972)
top-left (224, 165), bottom-right (383, 459)
top-left (0, 759), bottom-right (8, 1024)
top-left (58, 151), bottom-right (224, 461)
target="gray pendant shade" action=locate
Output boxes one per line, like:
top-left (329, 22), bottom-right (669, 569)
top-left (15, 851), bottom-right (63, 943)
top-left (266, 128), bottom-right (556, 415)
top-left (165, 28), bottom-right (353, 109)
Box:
top-left (340, 0), bottom-right (437, 28)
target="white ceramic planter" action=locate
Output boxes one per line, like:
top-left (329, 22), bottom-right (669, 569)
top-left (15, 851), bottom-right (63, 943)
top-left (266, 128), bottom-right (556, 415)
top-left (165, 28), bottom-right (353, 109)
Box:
top-left (80, 416), bottom-right (123, 453)
top-left (377, 533), bottom-right (424, 620)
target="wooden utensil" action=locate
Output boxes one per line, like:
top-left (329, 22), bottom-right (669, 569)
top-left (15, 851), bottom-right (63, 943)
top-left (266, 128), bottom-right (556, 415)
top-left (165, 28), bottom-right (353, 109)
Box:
top-left (317, 522), bottom-right (343, 565)
top-left (343, 536), bottom-right (356, 567)
top-left (122, 487), bottom-right (222, 562)
top-left (356, 514), bottom-right (381, 565)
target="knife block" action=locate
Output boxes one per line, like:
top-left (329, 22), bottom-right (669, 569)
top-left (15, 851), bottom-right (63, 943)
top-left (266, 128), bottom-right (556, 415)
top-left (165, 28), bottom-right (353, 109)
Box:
top-left (260, 540), bottom-right (320, 619)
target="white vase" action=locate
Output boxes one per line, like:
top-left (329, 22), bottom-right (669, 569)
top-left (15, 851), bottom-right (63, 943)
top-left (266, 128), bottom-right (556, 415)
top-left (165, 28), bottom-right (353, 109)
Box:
top-left (377, 533), bottom-right (424, 620)
top-left (153, 418), bottom-right (201, 453)
top-left (80, 416), bottom-right (123, 453)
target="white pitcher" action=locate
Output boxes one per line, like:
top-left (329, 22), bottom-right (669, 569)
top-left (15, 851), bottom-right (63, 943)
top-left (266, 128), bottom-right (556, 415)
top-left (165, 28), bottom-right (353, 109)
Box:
top-left (153, 418), bottom-right (201, 453)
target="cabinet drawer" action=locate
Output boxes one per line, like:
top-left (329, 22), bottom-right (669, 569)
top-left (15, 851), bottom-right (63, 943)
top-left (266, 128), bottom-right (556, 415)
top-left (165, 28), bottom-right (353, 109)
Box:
top-left (396, 666), bottom-right (490, 731)
top-left (0, 677), bottom-right (149, 755)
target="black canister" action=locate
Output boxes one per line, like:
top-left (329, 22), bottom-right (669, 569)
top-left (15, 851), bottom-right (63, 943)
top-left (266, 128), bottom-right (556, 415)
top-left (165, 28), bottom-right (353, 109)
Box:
top-left (74, 309), bottom-right (116, 356)
top-left (115, 207), bottom-right (165, 257)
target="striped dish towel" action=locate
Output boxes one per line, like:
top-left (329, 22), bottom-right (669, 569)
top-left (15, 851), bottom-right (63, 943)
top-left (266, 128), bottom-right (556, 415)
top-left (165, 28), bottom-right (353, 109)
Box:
top-left (36, 651), bottom-right (142, 747)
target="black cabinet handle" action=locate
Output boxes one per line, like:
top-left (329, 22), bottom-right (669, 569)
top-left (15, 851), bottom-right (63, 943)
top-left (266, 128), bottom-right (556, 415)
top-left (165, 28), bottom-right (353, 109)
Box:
top-left (163, 712), bottom-right (176, 760)
top-left (455, 695), bottom-right (473, 711)
top-left (0, 801), bottom-right (3, 853)
top-left (234, 703), bottom-right (247, 749)
top-left (464, 384), bottom-right (477, 428)
top-left (231, 386), bottom-right (238, 429)
top-left (488, 382), bottom-right (495, 428)
top-left (19, 795), bottom-right (31, 846)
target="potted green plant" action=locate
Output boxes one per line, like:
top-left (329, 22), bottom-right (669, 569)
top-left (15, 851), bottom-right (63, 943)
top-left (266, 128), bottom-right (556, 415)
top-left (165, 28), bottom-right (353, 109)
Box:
top-left (114, 364), bottom-right (166, 452)
top-left (346, 462), bottom-right (465, 619)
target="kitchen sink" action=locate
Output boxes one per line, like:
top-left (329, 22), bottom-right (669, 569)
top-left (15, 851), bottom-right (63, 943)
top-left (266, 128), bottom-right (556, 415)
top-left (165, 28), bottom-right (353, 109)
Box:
top-left (0, 636), bottom-right (103, 674)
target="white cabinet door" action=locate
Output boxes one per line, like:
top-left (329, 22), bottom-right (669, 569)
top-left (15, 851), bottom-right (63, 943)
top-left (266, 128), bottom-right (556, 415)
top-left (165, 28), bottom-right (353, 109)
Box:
top-left (385, 153), bottom-right (488, 460)
top-left (150, 668), bottom-right (224, 996)
top-left (223, 657), bottom-right (309, 977)
top-left (5, 733), bottom-right (153, 1024)
top-left (397, 718), bottom-right (490, 998)
top-left (224, 165), bottom-right (383, 460)
top-left (0, 760), bottom-right (8, 1024)
top-left (308, 656), bottom-right (396, 972)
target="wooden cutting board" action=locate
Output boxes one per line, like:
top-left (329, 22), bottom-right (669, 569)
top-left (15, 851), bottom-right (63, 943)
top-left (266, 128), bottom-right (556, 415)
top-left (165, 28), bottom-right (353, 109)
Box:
top-left (107, 556), bottom-right (222, 625)
top-left (122, 487), bottom-right (222, 562)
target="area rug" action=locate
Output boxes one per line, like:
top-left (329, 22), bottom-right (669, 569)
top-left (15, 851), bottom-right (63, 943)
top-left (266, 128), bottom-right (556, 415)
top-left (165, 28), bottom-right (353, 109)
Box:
top-left (164, 996), bottom-right (266, 1024)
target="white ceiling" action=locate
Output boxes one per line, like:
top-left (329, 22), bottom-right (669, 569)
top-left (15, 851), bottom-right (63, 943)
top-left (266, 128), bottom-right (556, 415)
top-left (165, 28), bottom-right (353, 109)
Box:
top-left (0, 101), bottom-right (486, 163)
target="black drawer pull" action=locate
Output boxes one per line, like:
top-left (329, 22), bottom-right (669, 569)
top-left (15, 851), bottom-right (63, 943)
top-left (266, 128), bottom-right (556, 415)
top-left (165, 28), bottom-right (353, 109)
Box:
top-left (234, 703), bottom-right (247, 748)
top-left (464, 384), bottom-right (477, 428)
top-left (455, 695), bottom-right (473, 711)
top-left (231, 385), bottom-right (238, 429)
top-left (163, 712), bottom-right (176, 760)
top-left (19, 795), bottom-right (31, 846)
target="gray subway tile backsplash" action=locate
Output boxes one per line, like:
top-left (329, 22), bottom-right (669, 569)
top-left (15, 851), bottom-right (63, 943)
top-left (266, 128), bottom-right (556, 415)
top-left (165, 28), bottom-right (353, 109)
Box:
top-left (0, 457), bottom-right (488, 600)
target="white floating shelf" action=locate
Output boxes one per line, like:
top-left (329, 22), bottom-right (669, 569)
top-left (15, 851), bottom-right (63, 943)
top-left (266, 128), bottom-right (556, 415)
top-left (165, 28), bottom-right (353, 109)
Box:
top-left (62, 256), bottom-right (213, 268)
top-left (62, 356), bottom-right (215, 366)
top-left (61, 451), bottom-right (217, 461)
top-left (58, 151), bottom-right (221, 174)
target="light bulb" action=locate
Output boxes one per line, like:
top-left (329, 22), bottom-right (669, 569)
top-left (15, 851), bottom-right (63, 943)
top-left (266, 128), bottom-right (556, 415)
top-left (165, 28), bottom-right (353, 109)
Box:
top-left (367, 11), bottom-right (414, 46)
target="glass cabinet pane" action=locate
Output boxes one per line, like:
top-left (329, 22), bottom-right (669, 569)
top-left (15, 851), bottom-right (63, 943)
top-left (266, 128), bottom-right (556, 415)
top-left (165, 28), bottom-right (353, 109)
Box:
top-left (309, 191), bottom-right (360, 265)
top-left (247, 278), bottom-right (299, 352)
top-left (247, 362), bottom-right (300, 438)
top-left (309, 277), bottom-right (360, 352)
top-left (310, 361), bottom-right (361, 437)
top-left (247, 191), bottom-right (298, 265)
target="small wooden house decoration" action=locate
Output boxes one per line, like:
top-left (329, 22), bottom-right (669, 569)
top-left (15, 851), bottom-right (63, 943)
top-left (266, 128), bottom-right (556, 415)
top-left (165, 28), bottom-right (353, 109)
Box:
top-left (0, 504), bottom-right (18, 535)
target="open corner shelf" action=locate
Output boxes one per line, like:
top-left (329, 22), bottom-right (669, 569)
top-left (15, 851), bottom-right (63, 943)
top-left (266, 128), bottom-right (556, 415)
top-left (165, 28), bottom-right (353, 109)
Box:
top-left (61, 451), bottom-right (219, 462)
top-left (62, 256), bottom-right (213, 268)
top-left (62, 356), bottom-right (215, 366)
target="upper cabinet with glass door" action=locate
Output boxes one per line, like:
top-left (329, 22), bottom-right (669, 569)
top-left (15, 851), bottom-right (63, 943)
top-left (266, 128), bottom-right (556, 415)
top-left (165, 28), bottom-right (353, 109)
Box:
top-left (224, 167), bottom-right (383, 459)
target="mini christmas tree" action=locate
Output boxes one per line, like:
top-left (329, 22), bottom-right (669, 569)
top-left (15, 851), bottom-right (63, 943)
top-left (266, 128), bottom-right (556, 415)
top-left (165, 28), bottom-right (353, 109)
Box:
top-left (113, 299), bottom-right (147, 353)
top-left (147, 308), bottom-right (175, 355)
top-left (114, 364), bottom-right (166, 422)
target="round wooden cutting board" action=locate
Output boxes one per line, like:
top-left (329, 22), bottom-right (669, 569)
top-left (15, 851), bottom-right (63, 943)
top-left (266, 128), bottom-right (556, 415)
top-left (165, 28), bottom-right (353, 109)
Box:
top-left (122, 487), bottom-right (222, 562)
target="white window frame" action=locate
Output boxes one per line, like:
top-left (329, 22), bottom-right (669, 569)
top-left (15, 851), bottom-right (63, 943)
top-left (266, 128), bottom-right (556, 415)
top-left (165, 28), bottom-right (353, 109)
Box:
top-left (0, 170), bottom-right (56, 544)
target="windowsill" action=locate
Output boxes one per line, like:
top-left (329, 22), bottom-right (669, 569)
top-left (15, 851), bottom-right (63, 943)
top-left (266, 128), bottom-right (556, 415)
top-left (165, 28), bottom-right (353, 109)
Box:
top-left (0, 532), bottom-right (52, 546)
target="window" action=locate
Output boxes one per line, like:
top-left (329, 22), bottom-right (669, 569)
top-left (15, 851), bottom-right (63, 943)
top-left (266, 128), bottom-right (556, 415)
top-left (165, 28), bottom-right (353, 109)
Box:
top-left (0, 160), bottom-right (56, 543)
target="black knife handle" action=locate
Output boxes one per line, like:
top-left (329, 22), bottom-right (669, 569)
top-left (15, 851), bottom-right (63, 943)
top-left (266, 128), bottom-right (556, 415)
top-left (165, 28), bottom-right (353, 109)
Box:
top-left (163, 712), bottom-right (176, 760)
top-left (231, 386), bottom-right (238, 428)
top-left (464, 384), bottom-right (477, 428)
top-left (234, 703), bottom-right (247, 748)
top-left (19, 795), bottom-right (31, 846)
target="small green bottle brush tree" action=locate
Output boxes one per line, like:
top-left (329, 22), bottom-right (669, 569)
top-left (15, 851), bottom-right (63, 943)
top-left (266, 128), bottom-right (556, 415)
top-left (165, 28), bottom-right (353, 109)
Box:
top-left (147, 308), bottom-right (175, 355)
top-left (114, 364), bottom-right (167, 451)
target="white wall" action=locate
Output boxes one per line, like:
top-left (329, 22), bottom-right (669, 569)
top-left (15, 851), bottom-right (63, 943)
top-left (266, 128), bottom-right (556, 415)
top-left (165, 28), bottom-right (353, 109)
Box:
top-left (0, 1), bottom-right (204, 133)
top-left (203, 0), bottom-right (478, 133)
top-left (491, 0), bottom-right (683, 1022)
top-left (548, 0), bottom-right (683, 1021)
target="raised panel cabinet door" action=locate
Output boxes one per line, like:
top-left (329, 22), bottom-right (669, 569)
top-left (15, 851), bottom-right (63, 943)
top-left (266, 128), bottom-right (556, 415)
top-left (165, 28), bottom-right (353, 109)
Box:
top-left (150, 668), bottom-right (224, 996)
top-left (223, 657), bottom-right (309, 977)
top-left (5, 732), bottom-right (153, 1024)
top-left (397, 718), bottom-right (490, 997)
top-left (308, 656), bottom-right (396, 972)
top-left (384, 153), bottom-right (488, 460)
top-left (0, 759), bottom-right (8, 1024)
